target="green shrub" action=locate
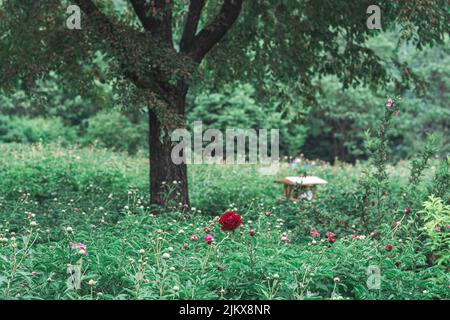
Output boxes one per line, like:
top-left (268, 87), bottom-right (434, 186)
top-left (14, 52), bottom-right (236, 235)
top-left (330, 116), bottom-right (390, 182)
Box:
top-left (82, 110), bottom-right (148, 154)
top-left (0, 116), bottom-right (76, 145)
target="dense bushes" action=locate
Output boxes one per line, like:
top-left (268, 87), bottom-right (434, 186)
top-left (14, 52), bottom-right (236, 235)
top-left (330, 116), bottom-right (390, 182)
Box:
top-left (0, 116), bottom-right (76, 145)
top-left (82, 110), bottom-right (148, 154)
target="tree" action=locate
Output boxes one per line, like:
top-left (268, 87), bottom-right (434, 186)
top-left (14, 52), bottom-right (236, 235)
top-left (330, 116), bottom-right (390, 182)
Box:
top-left (0, 0), bottom-right (448, 209)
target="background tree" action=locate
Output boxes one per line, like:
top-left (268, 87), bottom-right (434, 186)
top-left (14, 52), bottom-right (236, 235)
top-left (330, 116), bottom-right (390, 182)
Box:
top-left (0, 0), bottom-right (448, 208)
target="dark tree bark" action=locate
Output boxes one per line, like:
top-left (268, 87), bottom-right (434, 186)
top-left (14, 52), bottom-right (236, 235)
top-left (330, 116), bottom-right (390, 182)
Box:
top-left (148, 81), bottom-right (189, 209)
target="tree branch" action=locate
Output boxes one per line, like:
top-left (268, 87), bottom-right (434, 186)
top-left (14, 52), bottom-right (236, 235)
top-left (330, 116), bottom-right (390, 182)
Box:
top-left (186, 0), bottom-right (243, 63)
top-left (74, 0), bottom-right (118, 36)
top-left (128, 0), bottom-right (173, 44)
top-left (130, 0), bottom-right (153, 31)
top-left (180, 0), bottom-right (206, 53)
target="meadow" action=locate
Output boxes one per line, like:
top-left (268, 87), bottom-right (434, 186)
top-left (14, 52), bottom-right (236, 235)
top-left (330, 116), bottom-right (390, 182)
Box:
top-left (0, 139), bottom-right (448, 300)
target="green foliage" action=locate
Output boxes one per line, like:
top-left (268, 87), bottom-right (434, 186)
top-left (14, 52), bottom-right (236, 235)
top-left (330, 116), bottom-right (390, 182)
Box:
top-left (418, 196), bottom-right (450, 266)
top-left (82, 110), bottom-right (148, 154)
top-left (303, 36), bottom-right (449, 162)
top-left (429, 156), bottom-right (450, 200)
top-left (188, 83), bottom-right (308, 156)
top-left (0, 116), bottom-right (76, 145)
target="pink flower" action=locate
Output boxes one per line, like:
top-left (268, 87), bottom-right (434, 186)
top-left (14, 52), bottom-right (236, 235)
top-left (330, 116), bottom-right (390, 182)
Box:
top-left (435, 226), bottom-right (442, 233)
top-left (205, 234), bottom-right (214, 245)
top-left (386, 98), bottom-right (394, 108)
top-left (183, 242), bottom-right (188, 249)
top-left (280, 233), bottom-right (291, 243)
top-left (385, 244), bottom-right (393, 251)
top-left (70, 243), bottom-right (88, 255)
top-left (404, 207), bottom-right (411, 215)
top-left (249, 229), bottom-right (256, 236)
top-left (191, 234), bottom-right (198, 241)
top-left (351, 234), bottom-right (360, 239)
top-left (310, 229), bottom-right (320, 237)
top-left (70, 242), bottom-right (87, 250)
top-left (371, 229), bottom-right (377, 238)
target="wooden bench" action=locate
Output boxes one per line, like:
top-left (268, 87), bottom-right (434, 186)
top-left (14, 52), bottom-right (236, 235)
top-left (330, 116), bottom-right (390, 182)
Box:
top-left (274, 176), bottom-right (328, 201)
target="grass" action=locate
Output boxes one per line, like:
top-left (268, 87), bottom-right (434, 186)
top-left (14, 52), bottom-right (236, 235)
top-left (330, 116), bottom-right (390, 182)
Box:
top-left (0, 143), bottom-right (448, 300)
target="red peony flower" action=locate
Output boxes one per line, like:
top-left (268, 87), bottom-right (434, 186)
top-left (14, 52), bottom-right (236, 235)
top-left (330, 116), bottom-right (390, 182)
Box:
top-left (385, 244), bottom-right (393, 251)
top-left (219, 211), bottom-right (243, 231)
top-left (404, 207), bottom-right (411, 215)
top-left (249, 229), bottom-right (256, 236)
top-left (217, 265), bottom-right (224, 271)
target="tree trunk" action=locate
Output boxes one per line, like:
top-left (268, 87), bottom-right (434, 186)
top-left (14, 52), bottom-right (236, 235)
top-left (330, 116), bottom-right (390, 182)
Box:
top-left (148, 82), bottom-right (190, 210)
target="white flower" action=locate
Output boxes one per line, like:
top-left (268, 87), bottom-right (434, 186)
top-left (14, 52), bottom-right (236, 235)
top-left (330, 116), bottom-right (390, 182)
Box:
top-left (173, 285), bottom-right (180, 291)
top-left (65, 227), bottom-right (73, 232)
top-left (169, 267), bottom-right (175, 271)
top-left (168, 247), bottom-right (174, 252)
top-left (30, 221), bottom-right (38, 227)
top-left (162, 253), bottom-right (171, 260)
top-left (139, 249), bottom-right (145, 254)
top-left (88, 279), bottom-right (97, 286)
top-left (334, 277), bottom-right (341, 283)
top-left (273, 274), bottom-right (280, 279)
